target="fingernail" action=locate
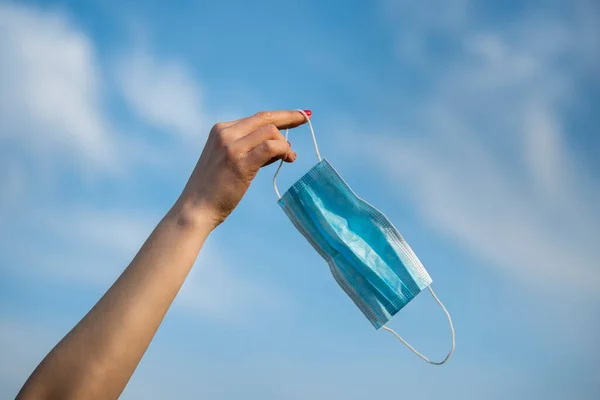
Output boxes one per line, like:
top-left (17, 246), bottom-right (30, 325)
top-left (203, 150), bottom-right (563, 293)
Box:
top-left (287, 141), bottom-right (291, 147)
top-left (303, 109), bottom-right (312, 117)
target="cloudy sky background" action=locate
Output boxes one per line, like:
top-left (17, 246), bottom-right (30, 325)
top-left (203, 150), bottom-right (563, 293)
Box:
top-left (1, 0), bottom-right (599, 398)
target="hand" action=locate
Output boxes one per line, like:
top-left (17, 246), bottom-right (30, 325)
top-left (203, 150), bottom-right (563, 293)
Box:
top-left (177, 110), bottom-right (310, 228)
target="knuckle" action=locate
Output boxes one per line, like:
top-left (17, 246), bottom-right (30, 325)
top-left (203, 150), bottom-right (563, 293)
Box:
top-left (211, 122), bottom-right (227, 133)
top-left (215, 127), bottom-right (231, 145)
top-left (266, 123), bottom-right (280, 136)
top-left (262, 140), bottom-right (277, 154)
top-left (255, 111), bottom-right (273, 121)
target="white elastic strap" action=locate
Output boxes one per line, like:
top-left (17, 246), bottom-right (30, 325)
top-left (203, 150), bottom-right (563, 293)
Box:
top-left (273, 128), bottom-right (289, 199)
top-left (273, 109), bottom-right (321, 199)
top-left (381, 286), bottom-right (455, 365)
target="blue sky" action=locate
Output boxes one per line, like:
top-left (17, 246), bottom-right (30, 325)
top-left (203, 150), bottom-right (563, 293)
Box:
top-left (1, 0), bottom-right (599, 398)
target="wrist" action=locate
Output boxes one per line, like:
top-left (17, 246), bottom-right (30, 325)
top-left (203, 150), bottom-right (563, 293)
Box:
top-left (168, 195), bottom-right (221, 234)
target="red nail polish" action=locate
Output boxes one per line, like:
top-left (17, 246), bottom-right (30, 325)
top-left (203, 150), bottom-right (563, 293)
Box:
top-left (303, 109), bottom-right (312, 117)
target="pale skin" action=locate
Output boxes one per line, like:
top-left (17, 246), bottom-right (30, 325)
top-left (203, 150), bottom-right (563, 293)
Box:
top-left (16, 109), bottom-right (310, 400)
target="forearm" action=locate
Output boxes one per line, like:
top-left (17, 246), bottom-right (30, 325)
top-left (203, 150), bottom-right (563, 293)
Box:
top-left (16, 109), bottom-right (308, 399)
top-left (17, 200), bottom-right (214, 400)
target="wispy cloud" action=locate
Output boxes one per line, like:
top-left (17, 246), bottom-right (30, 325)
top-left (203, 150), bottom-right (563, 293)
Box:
top-left (115, 49), bottom-right (207, 138)
top-left (0, 1), bottom-right (209, 178)
top-left (0, 2), bottom-right (114, 166)
top-left (355, 0), bottom-right (600, 296)
top-left (0, 1), bottom-right (283, 325)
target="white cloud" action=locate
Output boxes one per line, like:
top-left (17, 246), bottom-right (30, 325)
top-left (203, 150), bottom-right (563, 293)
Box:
top-left (0, 1), bottom-right (210, 180)
top-left (0, 2), bottom-right (274, 325)
top-left (0, 2), bottom-right (114, 165)
top-left (381, 0), bottom-right (470, 65)
top-left (115, 50), bottom-right (206, 138)
top-left (523, 103), bottom-right (566, 201)
top-left (360, 0), bottom-right (600, 296)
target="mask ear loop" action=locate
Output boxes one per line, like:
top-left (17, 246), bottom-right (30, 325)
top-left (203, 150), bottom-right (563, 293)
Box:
top-left (273, 109), bottom-right (321, 199)
top-left (382, 286), bottom-right (455, 365)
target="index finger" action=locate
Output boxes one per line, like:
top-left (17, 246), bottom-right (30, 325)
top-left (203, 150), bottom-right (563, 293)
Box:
top-left (229, 110), bottom-right (310, 136)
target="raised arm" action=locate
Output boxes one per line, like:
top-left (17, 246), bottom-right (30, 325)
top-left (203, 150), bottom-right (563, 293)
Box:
top-left (16, 110), bottom-right (309, 400)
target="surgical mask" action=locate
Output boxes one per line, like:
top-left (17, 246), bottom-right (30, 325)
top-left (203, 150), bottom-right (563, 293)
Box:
top-left (273, 110), bottom-right (455, 365)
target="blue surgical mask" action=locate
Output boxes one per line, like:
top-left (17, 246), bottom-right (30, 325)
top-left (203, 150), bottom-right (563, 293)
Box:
top-left (273, 110), bottom-right (455, 365)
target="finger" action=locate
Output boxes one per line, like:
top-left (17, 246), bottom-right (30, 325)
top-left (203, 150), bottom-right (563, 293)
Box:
top-left (245, 139), bottom-right (295, 169)
top-left (270, 147), bottom-right (297, 165)
top-left (263, 152), bottom-right (296, 166)
top-left (235, 123), bottom-right (285, 152)
top-left (229, 110), bottom-right (309, 137)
